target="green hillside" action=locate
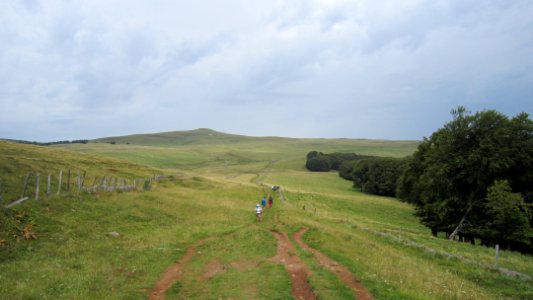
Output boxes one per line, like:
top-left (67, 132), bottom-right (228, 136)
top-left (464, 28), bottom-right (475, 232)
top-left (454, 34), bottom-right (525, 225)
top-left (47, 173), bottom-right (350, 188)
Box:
top-left (94, 128), bottom-right (256, 146)
top-left (0, 141), bottom-right (162, 202)
top-left (65, 129), bottom-right (419, 175)
top-left (1, 133), bottom-right (532, 299)
top-left (93, 128), bottom-right (418, 153)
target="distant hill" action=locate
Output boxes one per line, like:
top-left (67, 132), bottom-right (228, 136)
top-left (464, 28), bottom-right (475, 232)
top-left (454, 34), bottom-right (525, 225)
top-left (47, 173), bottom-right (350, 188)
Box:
top-left (93, 128), bottom-right (419, 149)
top-left (93, 128), bottom-right (258, 146)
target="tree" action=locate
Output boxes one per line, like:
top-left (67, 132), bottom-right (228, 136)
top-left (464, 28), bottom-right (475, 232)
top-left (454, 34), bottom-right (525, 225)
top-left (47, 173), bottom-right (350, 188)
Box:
top-left (397, 107), bottom-right (533, 250)
top-left (306, 151), bottom-right (320, 160)
top-left (305, 151), bottom-right (370, 172)
top-left (339, 161), bottom-right (356, 180)
top-left (351, 157), bottom-right (406, 197)
top-left (305, 156), bottom-right (331, 171)
top-left (481, 180), bottom-right (533, 248)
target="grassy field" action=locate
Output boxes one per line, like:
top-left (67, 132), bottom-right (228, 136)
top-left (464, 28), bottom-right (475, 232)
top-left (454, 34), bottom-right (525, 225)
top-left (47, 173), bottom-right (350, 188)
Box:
top-left (1, 130), bottom-right (532, 299)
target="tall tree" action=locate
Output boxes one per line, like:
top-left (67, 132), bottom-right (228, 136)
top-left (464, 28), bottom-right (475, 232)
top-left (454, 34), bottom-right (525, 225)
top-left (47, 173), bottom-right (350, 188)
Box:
top-left (398, 107), bottom-right (533, 249)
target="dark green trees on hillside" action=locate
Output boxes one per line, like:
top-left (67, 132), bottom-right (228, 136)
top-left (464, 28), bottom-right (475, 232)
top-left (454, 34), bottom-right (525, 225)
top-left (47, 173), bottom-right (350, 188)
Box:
top-left (397, 107), bottom-right (533, 251)
top-left (306, 151), bottom-right (406, 197)
top-left (305, 151), bottom-right (369, 172)
top-left (352, 158), bottom-right (406, 197)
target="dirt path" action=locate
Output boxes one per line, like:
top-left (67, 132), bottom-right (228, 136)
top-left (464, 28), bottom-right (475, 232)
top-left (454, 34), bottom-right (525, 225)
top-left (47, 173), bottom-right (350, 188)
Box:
top-left (149, 239), bottom-right (205, 300)
top-left (294, 228), bottom-right (373, 300)
top-left (271, 230), bottom-right (317, 300)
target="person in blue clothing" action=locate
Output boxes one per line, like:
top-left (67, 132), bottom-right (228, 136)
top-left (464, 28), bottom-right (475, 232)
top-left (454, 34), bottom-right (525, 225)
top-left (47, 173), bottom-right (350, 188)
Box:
top-left (261, 196), bottom-right (267, 207)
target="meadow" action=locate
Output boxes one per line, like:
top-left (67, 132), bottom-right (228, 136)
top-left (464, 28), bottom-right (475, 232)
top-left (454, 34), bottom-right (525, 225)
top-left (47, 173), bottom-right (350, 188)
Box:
top-left (1, 129), bottom-right (532, 299)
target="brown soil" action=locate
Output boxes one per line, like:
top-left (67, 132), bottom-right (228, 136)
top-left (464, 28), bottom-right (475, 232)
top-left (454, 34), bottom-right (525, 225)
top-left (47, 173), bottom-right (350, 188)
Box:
top-left (149, 240), bottom-right (205, 300)
top-left (229, 259), bottom-right (258, 271)
top-left (294, 228), bottom-right (373, 300)
top-left (202, 260), bottom-right (226, 279)
top-left (271, 230), bottom-right (316, 300)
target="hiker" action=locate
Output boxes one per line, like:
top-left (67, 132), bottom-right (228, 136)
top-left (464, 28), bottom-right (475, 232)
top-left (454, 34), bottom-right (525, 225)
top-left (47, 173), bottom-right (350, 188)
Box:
top-left (255, 204), bottom-right (263, 221)
top-left (268, 194), bottom-right (273, 207)
top-left (261, 196), bottom-right (267, 207)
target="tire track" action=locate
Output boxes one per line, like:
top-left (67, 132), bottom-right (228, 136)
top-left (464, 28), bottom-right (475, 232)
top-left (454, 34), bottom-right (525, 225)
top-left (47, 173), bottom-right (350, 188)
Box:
top-left (294, 228), bottom-right (373, 300)
top-left (270, 230), bottom-right (317, 300)
top-left (149, 239), bottom-right (206, 300)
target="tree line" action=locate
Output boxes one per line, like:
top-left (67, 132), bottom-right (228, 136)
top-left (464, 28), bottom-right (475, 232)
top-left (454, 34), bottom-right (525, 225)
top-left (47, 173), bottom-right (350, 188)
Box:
top-left (306, 107), bottom-right (533, 253)
top-left (2, 139), bottom-right (89, 146)
top-left (305, 151), bottom-right (405, 197)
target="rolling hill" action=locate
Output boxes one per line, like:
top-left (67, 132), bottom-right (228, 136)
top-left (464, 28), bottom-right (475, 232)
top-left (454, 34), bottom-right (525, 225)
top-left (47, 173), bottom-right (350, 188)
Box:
top-left (1, 131), bottom-right (532, 299)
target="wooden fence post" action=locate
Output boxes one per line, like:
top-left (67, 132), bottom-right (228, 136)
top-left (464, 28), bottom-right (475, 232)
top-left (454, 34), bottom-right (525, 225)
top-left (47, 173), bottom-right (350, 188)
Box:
top-left (35, 173), bottom-right (40, 201)
top-left (66, 169), bottom-right (71, 191)
top-left (91, 176), bottom-right (98, 189)
top-left (46, 173), bottom-right (51, 195)
top-left (495, 244), bottom-right (500, 268)
top-left (21, 172), bottom-right (31, 199)
top-left (76, 170), bottom-right (81, 197)
top-left (57, 170), bottom-right (63, 195)
top-left (81, 171), bottom-right (86, 188)
top-left (77, 170), bottom-right (81, 191)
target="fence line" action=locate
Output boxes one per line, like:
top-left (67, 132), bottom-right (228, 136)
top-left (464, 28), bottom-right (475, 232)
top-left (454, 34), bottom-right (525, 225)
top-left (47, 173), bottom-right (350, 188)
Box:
top-left (2, 170), bottom-right (166, 209)
top-left (46, 173), bottom-right (51, 195)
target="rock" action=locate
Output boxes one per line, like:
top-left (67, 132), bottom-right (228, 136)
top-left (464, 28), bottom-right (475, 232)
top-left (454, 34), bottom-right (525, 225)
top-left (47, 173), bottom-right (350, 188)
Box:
top-left (108, 231), bottom-right (120, 238)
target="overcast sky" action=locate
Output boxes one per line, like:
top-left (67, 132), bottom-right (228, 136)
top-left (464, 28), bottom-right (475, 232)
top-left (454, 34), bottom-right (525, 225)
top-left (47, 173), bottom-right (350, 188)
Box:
top-left (1, 0), bottom-right (532, 141)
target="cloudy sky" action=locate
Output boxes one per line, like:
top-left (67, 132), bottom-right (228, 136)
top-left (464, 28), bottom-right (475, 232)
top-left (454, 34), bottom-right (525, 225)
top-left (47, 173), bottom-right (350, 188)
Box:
top-left (1, 0), bottom-right (532, 141)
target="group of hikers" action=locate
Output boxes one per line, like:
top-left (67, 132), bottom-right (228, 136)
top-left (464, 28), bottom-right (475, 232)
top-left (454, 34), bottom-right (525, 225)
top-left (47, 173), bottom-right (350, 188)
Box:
top-left (255, 193), bottom-right (274, 222)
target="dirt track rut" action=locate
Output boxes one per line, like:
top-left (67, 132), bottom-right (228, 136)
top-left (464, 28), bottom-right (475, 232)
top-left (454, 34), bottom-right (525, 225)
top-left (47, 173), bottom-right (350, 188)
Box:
top-left (271, 230), bottom-right (317, 300)
top-left (150, 210), bottom-right (372, 300)
top-left (149, 240), bottom-right (205, 300)
top-left (294, 228), bottom-right (373, 300)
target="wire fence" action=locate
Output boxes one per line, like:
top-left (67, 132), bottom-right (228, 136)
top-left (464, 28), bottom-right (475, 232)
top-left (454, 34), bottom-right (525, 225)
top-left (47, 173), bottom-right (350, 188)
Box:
top-left (1, 170), bottom-right (166, 209)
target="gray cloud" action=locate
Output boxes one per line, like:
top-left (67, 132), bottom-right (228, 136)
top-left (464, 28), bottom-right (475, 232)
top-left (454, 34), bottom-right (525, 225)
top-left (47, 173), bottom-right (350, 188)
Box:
top-left (1, 0), bottom-right (532, 141)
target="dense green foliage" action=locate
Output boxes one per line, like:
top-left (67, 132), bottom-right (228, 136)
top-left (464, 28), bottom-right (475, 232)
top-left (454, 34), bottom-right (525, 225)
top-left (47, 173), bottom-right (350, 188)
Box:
top-left (305, 151), bottom-right (370, 172)
top-left (307, 151), bottom-right (407, 197)
top-left (338, 160), bottom-right (356, 180)
top-left (397, 107), bottom-right (533, 251)
top-left (351, 157), bottom-right (406, 197)
top-left (481, 180), bottom-right (533, 245)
